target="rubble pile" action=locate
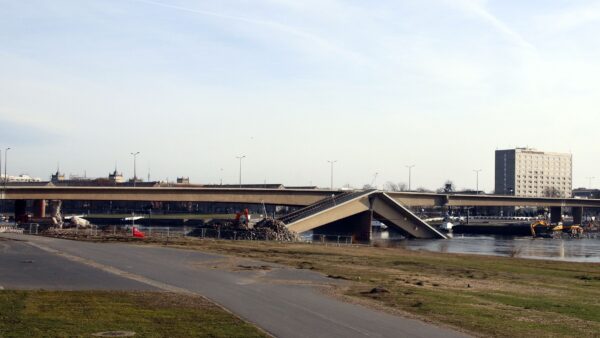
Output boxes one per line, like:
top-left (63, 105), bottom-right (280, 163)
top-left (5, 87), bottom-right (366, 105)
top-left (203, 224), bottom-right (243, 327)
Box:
top-left (42, 227), bottom-right (130, 240)
top-left (253, 218), bottom-right (299, 241)
top-left (190, 218), bottom-right (298, 241)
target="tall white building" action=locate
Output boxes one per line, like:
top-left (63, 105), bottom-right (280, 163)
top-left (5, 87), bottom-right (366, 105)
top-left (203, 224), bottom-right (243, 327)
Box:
top-left (495, 148), bottom-right (572, 198)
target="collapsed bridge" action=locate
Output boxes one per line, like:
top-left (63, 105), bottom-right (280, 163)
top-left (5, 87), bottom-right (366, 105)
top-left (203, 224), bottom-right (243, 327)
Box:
top-left (3, 186), bottom-right (600, 240)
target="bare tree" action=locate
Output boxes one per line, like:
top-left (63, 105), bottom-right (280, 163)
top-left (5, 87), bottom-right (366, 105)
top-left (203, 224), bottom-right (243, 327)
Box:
top-left (416, 187), bottom-right (433, 193)
top-left (397, 182), bottom-right (408, 191)
top-left (543, 186), bottom-right (562, 198)
top-left (384, 181), bottom-right (399, 191)
top-left (437, 180), bottom-right (455, 193)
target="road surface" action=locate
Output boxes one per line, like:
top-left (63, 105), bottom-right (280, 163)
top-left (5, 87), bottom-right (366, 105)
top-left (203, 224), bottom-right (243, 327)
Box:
top-left (0, 234), bottom-right (469, 338)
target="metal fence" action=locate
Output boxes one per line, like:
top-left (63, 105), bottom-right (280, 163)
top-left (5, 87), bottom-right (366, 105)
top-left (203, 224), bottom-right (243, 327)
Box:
top-left (13, 223), bottom-right (356, 246)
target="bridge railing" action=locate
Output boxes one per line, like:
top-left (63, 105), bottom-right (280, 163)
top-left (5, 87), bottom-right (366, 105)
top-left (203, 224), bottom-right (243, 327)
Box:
top-left (279, 189), bottom-right (376, 225)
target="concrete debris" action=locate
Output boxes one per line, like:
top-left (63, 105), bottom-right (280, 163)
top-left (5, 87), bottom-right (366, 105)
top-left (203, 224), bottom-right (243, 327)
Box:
top-left (69, 216), bottom-right (91, 228)
top-left (191, 218), bottom-right (299, 241)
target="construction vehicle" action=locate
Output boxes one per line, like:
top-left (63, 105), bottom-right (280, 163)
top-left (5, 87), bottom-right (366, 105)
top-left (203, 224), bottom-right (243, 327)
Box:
top-left (234, 209), bottom-right (251, 227)
top-left (530, 220), bottom-right (584, 238)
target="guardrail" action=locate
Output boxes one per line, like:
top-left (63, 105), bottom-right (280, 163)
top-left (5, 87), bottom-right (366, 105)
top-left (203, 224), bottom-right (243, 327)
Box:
top-left (0, 225), bottom-right (24, 234)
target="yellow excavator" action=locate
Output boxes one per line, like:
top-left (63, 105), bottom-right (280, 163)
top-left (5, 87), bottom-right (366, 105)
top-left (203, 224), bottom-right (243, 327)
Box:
top-left (530, 220), bottom-right (584, 238)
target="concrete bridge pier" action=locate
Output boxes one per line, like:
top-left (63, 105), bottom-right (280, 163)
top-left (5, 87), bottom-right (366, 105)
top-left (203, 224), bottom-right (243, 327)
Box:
top-left (14, 200), bottom-right (27, 223)
top-left (33, 199), bottom-right (46, 218)
top-left (550, 207), bottom-right (562, 223)
top-left (572, 207), bottom-right (583, 225)
top-left (49, 200), bottom-right (64, 228)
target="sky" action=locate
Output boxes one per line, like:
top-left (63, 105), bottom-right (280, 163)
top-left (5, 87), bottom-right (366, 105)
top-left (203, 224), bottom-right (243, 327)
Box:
top-left (1, 0), bottom-right (600, 191)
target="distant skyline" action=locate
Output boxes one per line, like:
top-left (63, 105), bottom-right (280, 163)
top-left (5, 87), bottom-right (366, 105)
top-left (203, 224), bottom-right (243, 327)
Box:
top-left (2, 0), bottom-right (600, 191)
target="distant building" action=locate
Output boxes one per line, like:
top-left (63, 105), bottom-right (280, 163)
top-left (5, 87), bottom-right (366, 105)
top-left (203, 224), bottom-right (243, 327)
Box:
top-left (573, 188), bottom-right (600, 199)
top-left (108, 169), bottom-right (125, 183)
top-left (176, 177), bottom-right (190, 184)
top-left (51, 170), bottom-right (66, 183)
top-left (495, 148), bottom-right (572, 198)
top-left (2, 174), bottom-right (42, 183)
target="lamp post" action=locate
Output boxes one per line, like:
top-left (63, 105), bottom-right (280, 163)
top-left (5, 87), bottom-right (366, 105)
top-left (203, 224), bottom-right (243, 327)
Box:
top-left (327, 160), bottom-right (337, 190)
top-left (130, 152), bottom-right (140, 187)
top-left (586, 176), bottom-right (595, 188)
top-left (3, 148), bottom-right (10, 191)
top-left (406, 165), bottom-right (415, 191)
top-left (236, 156), bottom-right (245, 188)
top-left (473, 169), bottom-right (482, 194)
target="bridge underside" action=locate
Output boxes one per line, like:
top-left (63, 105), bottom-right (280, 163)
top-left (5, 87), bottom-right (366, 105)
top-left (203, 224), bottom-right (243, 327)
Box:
top-left (286, 192), bottom-right (446, 241)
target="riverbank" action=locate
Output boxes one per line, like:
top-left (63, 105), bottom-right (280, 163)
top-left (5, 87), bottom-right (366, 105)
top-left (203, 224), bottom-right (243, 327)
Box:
top-left (40, 233), bottom-right (600, 337)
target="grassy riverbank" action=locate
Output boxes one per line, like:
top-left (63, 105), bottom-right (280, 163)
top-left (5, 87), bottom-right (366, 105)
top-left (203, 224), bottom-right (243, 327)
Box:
top-left (0, 291), bottom-right (266, 338)
top-left (39, 234), bottom-right (600, 337)
top-left (159, 238), bottom-right (599, 337)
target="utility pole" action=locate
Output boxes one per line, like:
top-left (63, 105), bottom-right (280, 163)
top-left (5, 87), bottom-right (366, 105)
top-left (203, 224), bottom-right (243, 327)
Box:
top-left (406, 165), bottom-right (415, 191)
top-left (130, 152), bottom-right (140, 187)
top-left (327, 160), bottom-right (337, 190)
top-left (474, 169), bottom-right (482, 194)
top-left (236, 156), bottom-right (246, 188)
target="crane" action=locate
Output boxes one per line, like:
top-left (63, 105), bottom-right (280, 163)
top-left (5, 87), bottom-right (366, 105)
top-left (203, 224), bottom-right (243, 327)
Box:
top-left (370, 172), bottom-right (379, 189)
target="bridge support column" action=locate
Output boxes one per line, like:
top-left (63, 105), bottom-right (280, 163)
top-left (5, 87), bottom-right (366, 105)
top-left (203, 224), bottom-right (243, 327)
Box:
top-left (353, 210), bottom-right (373, 242)
top-left (14, 200), bottom-right (27, 223)
top-left (572, 207), bottom-right (583, 225)
top-left (312, 211), bottom-right (373, 243)
top-left (49, 200), bottom-right (64, 228)
top-left (33, 199), bottom-right (46, 218)
top-left (550, 207), bottom-right (562, 223)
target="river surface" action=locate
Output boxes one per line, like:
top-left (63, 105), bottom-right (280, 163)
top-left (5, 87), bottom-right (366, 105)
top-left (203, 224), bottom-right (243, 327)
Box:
top-left (396, 235), bottom-right (600, 263)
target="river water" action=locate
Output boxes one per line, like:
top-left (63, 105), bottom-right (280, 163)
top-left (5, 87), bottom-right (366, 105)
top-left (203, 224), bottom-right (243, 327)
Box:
top-left (396, 235), bottom-right (600, 263)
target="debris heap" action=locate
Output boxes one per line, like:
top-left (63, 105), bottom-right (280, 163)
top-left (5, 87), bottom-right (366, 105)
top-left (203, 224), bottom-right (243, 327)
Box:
top-left (190, 218), bottom-right (298, 241)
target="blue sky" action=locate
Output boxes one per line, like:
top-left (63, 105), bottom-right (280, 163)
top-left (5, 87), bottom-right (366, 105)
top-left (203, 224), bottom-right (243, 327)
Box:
top-left (1, 0), bottom-right (600, 190)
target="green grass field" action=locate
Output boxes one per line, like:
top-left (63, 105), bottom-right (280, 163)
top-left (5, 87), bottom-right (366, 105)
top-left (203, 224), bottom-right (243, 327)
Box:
top-left (0, 291), bottom-right (266, 338)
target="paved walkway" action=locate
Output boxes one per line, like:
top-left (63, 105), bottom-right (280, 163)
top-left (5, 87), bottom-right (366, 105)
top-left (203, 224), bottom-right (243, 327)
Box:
top-left (0, 234), bottom-right (469, 338)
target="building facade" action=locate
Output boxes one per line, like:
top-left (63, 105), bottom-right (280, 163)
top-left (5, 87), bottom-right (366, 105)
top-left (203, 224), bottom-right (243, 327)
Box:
top-left (495, 148), bottom-right (572, 198)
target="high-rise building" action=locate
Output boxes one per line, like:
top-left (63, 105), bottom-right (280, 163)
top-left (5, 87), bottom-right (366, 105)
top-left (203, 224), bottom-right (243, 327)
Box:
top-left (495, 148), bottom-right (572, 198)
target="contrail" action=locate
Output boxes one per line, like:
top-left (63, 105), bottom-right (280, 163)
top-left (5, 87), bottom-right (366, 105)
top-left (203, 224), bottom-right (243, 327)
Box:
top-left (447, 0), bottom-right (536, 51)
top-left (129, 0), bottom-right (368, 65)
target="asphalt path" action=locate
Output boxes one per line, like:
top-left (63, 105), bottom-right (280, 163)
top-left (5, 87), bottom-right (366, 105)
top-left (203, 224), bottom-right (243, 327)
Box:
top-left (0, 237), bottom-right (154, 290)
top-left (0, 234), bottom-right (469, 338)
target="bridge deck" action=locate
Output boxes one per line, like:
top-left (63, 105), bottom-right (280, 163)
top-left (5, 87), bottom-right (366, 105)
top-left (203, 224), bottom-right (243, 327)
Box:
top-left (2, 186), bottom-right (600, 208)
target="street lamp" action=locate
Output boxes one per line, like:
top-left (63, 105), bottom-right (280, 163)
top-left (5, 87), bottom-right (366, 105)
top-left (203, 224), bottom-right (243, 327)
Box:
top-left (405, 165), bottom-right (415, 191)
top-left (4, 148), bottom-right (10, 190)
top-left (586, 177), bottom-right (595, 189)
top-left (327, 160), bottom-right (337, 190)
top-left (236, 155), bottom-right (246, 188)
top-left (473, 169), bottom-right (482, 194)
top-left (130, 152), bottom-right (140, 187)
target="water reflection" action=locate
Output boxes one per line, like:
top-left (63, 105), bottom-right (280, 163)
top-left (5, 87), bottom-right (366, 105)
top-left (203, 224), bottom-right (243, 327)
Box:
top-left (394, 235), bottom-right (600, 263)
